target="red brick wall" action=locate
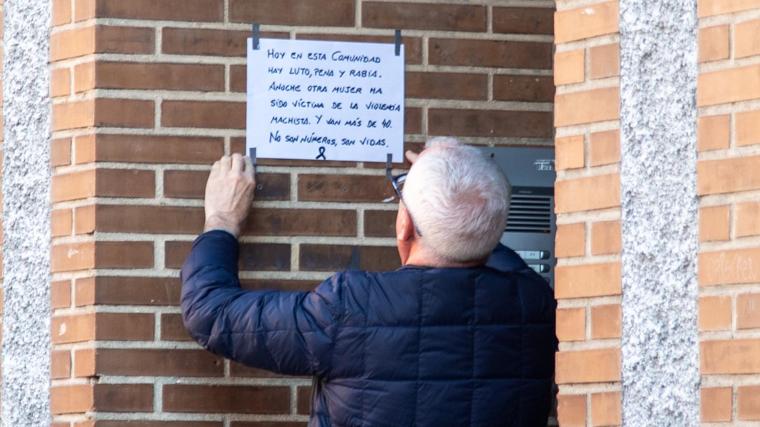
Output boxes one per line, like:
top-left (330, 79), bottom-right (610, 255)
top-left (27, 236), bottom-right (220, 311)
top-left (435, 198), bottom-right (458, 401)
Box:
top-left (553, 1), bottom-right (621, 425)
top-left (697, 0), bottom-right (760, 422)
top-left (48, 0), bottom-right (555, 424)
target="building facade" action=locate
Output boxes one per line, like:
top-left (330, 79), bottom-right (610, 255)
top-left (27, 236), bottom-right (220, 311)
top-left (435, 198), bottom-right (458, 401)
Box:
top-left (0, 0), bottom-right (759, 425)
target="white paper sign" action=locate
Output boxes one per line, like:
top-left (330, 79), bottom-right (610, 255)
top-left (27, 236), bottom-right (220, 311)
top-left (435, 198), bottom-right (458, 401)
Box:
top-left (246, 38), bottom-right (405, 163)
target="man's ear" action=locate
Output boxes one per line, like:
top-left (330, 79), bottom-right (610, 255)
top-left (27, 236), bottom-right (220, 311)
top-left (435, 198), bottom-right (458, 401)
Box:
top-left (396, 202), bottom-right (415, 242)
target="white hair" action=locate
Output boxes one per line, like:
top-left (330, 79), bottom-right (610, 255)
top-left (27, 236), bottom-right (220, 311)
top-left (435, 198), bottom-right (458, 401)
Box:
top-left (403, 137), bottom-right (511, 262)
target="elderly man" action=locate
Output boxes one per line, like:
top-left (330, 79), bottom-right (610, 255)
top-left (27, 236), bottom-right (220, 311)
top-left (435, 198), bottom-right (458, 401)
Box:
top-left (181, 138), bottom-right (556, 426)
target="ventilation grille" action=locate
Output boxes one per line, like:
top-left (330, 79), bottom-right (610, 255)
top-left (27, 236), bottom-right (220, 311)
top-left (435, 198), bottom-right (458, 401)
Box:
top-left (506, 194), bottom-right (553, 233)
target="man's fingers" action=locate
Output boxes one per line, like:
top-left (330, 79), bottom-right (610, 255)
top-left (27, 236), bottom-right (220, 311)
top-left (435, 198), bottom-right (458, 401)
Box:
top-left (219, 155), bottom-right (231, 171)
top-left (405, 150), bottom-right (419, 164)
top-left (243, 156), bottom-right (255, 179)
top-left (231, 153), bottom-right (244, 172)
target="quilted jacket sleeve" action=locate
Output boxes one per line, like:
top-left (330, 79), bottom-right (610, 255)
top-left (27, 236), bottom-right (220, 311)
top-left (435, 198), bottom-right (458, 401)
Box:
top-left (180, 230), bottom-right (344, 377)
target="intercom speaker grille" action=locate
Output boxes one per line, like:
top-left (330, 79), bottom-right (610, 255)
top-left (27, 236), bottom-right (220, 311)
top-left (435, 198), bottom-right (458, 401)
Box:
top-left (506, 194), bottom-right (553, 233)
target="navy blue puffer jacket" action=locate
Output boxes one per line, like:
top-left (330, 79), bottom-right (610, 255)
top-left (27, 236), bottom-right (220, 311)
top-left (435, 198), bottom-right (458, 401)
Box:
top-left (181, 231), bottom-right (556, 427)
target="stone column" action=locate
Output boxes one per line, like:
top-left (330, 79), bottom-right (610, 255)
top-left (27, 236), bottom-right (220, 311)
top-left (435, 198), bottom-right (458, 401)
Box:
top-left (619, 0), bottom-right (700, 425)
top-left (1, 0), bottom-right (52, 425)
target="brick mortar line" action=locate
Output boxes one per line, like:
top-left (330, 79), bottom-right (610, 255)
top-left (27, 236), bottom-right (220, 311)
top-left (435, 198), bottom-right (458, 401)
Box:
top-left (555, 79), bottom-right (619, 95)
top-left (698, 98), bottom-right (760, 117)
top-left (361, 0), bottom-right (554, 5)
top-left (730, 99), bottom-right (738, 152)
top-left (155, 382), bottom-right (163, 415)
top-left (356, 207), bottom-right (366, 238)
top-left (699, 330), bottom-right (760, 340)
top-left (50, 159), bottom-right (395, 174)
top-left (555, 254), bottom-right (621, 266)
top-left (558, 339), bottom-right (621, 351)
top-left (50, 199), bottom-right (400, 211)
top-left (557, 295), bottom-right (622, 309)
top-left (556, 163), bottom-right (620, 179)
top-left (154, 236), bottom-right (167, 270)
top-left (555, 121), bottom-right (620, 137)
top-left (224, 62), bottom-right (231, 93)
top-left (49, 154), bottom-right (552, 180)
top-left (53, 307), bottom-right (181, 317)
top-left (92, 233), bottom-right (397, 246)
top-left (555, 0), bottom-right (617, 12)
top-left (555, 383), bottom-right (622, 395)
top-left (92, 414), bottom-right (309, 423)
top-left (223, 359), bottom-right (232, 378)
top-left (48, 128), bottom-right (549, 147)
top-left (153, 312), bottom-right (162, 345)
top-left (585, 305), bottom-right (595, 343)
top-left (94, 376), bottom-right (311, 387)
top-left (155, 97), bottom-right (164, 133)
top-left (554, 34), bottom-right (620, 53)
top-left (50, 261), bottom-right (391, 276)
top-left (47, 266), bottom-right (341, 283)
top-left (581, 133), bottom-right (593, 189)
top-left (354, 0), bottom-right (363, 29)
top-left (50, 229), bottom-right (94, 241)
top-left (126, 21), bottom-right (555, 43)
top-left (53, 54), bottom-right (245, 67)
top-left (52, 53), bottom-right (556, 77)
top-left (87, 269), bottom-right (332, 281)
top-left (554, 208), bottom-right (621, 225)
top-left (701, 375), bottom-right (760, 387)
top-left (555, 77), bottom-right (620, 95)
top-left (223, 135), bottom-right (232, 156)
top-left (700, 236), bottom-right (760, 251)
top-left (51, 305), bottom-right (96, 316)
top-left (698, 145), bottom-right (760, 161)
top-left (698, 53), bottom-right (760, 73)
top-left (52, 18), bottom-right (556, 44)
top-left (58, 89), bottom-right (555, 112)
top-left (486, 73), bottom-right (494, 102)
top-left (225, 415), bottom-right (311, 424)
top-left (49, 272), bottom-right (95, 282)
top-left (155, 25), bottom-right (164, 61)
top-left (431, 136), bottom-right (554, 145)
top-left (50, 379), bottom-right (93, 388)
top-left (58, 341), bottom-right (203, 350)
top-left (486, 5), bottom-right (493, 34)
top-left (47, 134), bottom-right (539, 148)
top-left (289, 171), bottom-right (299, 203)
top-left (419, 33), bottom-right (430, 67)
top-left (732, 285), bottom-right (740, 332)
top-left (48, 270), bottom-right (328, 284)
top-left (51, 341), bottom-right (191, 352)
top-left (699, 8), bottom-right (760, 26)
top-left (699, 283), bottom-right (760, 295)
top-left (289, 385), bottom-right (299, 415)
top-left (699, 191), bottom-right (760, 206)
top-left (701, 423), bottom-right (760, 427)
top-left (730, 20), bottom-right (738, 68)
top-left (52, 163), bottom-right (407, 176)
top-left (154, 165), bottom-right (165, 199)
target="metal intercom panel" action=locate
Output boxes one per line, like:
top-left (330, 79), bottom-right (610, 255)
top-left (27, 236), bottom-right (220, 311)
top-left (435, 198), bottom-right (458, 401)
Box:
top-left (481, 147), bottom-right (556, 287)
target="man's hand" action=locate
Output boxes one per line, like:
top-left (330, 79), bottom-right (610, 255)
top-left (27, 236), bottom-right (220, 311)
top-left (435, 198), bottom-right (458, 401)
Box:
top-left (405, 150), bottom-right (419, 164)
top-left (204, 154), bottom-right (255, 238)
